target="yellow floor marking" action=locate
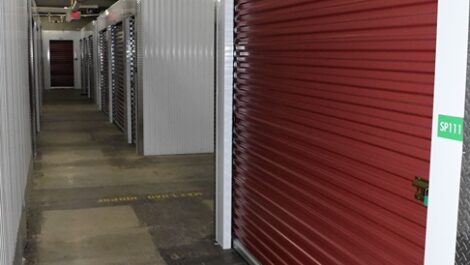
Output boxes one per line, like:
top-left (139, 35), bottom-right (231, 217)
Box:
top-left (98, 192), bottom-right (204, 204)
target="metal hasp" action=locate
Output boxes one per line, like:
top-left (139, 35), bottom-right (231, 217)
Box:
top-left (412, 176), bottom-right (429, 206)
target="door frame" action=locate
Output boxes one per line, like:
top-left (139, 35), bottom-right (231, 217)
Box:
top-left (42, 31), bottom-right (82, 90)
top-left (424, 1), bottom-right (469, 264)
top-left (215, 0), bottom-right (234, 250)
top-left (214, 1), bottom-right (470, 264)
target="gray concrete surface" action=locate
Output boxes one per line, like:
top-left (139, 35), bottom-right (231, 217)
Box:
top-left (24, 90), bottom-right (246, 265)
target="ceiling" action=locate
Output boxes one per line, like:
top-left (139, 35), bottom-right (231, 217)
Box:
top-left (36, 0), bottom-right (118, 31)
top-left (36, 0), bottom-right (118, 8)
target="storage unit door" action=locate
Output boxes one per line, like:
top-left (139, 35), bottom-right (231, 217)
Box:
top-left (88, 36), bottom-right (95, 101)
top-left (99, 31), bottom-right (109, 116)
top-left (111, 23), bottom-right (126, 132)
top-left (79, 40), bottom-right (83, 90)
top-left (128, 17), bottom-right (137, 144)
top-left (50, 40), bottom-right (74, 87)
top-left (233, 1), bottom-right (437, 264)
top-left (83, 39), bottom-right (89, 96)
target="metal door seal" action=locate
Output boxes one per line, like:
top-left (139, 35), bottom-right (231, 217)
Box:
top-left (233, 239), bottom-right (262, 265)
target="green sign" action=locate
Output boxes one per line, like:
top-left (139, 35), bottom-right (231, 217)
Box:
top-left (438, 115), bottom-right (464, 141)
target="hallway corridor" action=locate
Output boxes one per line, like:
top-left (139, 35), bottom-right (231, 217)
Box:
top-left (24, 90), bottom-right (245, 265)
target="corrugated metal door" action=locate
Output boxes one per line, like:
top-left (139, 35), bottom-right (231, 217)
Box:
top-left (233, 1), bottom-right (437, 264)
top-left (88, 36), bottom-right (95, 101)
top-left (50, 40), bottom-right (74, 87)
top-left (128, 17), bottom-right (137, 144)
top-left (111, 23), bottom-right (126, 132)
top-left (99, 30), bottom-right (109, 116)
top-left (81, 39), bottom-right (88, 95)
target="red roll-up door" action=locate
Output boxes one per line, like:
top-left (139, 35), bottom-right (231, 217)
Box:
top-left (50, 40), bottom-right (74, 87)
top-left (233, 1), bottom-right (437, 264)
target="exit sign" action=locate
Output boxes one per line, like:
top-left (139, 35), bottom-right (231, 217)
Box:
top-left (70, 11), bottom-right (81, 20)
top-left (438, 114), bottom-right (464, 141)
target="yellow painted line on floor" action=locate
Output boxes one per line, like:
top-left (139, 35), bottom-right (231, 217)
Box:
top-left (98, 192), bottom-right (204, 204)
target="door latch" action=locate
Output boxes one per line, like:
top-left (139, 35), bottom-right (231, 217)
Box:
top-left (412, 176), bottom-right (429, 207)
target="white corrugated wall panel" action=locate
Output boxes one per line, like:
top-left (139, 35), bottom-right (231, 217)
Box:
top-left (142, 0), bottom-right (216, 155)
top-left (0, 0), bottom-right (33, 264)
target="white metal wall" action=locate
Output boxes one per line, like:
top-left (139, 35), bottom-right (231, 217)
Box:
top-left (42, 30), bottom-right (82, 90)
top-left (141, 0), bottom-right (216, 155)
top-left (0, 0), bottom-right (33, 265)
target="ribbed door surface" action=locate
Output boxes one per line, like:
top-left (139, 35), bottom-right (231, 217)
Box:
top-left (82, 39), bottom-right (90, 96)
top-left (99, 30), bottom-right (109, 115)
top-left (129, 17), bottom-right (137, 144)
top-left (80, 39), bottom-right (86, 93)
top-left (111, 23), bottom-right (126, 132)
top-left (50, 40), bottom-right (74, 87)
top-left (88, 36), bottom-right (95, 101)
top-left (233, 1), bottom-right (437, 264)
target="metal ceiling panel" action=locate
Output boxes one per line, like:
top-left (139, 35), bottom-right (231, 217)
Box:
top-left (35, 0), bottom-right (117, 7)
top-left (233, 1), bottom-right (437, 264)
top-left (96, 0), bottom-right (136, 31)
top-left (36, 0), bottom-right (118, 31)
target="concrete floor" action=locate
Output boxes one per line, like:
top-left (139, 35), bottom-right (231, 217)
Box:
top-left (24, 90), bottom-right (246, 265)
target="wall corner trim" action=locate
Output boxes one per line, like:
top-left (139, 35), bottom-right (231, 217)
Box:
top-left (215, 0), bottom-right (234, 250)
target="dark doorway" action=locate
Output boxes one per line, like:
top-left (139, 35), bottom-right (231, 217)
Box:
top-left (50, 40), bottom-right (74, 87)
